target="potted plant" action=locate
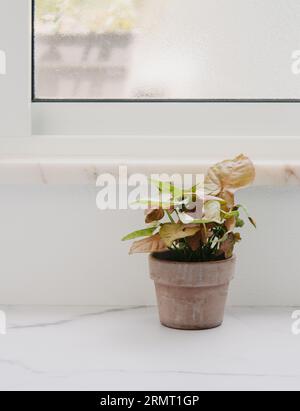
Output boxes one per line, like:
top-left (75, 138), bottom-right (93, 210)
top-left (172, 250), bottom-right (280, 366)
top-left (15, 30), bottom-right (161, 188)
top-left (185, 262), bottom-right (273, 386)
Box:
top-left (123, 155), bottom-right (256, 330)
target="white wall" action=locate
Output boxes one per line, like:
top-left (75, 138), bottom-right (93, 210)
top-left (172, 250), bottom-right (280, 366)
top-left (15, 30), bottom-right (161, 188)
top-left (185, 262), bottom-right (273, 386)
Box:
top-left (0, 184), bottom-right (299, 306)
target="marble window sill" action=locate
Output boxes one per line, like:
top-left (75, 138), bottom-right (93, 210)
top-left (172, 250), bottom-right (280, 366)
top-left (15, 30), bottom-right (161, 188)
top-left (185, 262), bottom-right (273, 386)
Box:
top-left (0, 136), bottom-right (299, 185)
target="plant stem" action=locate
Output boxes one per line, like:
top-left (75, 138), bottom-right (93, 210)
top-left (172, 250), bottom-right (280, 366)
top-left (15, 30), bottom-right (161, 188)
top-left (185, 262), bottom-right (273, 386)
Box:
top-left (166, 210), bottom-right (175, 223)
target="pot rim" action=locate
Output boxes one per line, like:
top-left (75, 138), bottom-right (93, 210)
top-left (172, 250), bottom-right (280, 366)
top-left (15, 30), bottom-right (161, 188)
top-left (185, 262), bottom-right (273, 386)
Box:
top-left (150, 252), bottom-right (236, 266)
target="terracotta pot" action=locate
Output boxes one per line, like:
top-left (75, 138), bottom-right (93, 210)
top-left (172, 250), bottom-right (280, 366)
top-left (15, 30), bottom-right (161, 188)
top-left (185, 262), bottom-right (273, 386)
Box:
top-left (149, 252), bottom-right (236, 330)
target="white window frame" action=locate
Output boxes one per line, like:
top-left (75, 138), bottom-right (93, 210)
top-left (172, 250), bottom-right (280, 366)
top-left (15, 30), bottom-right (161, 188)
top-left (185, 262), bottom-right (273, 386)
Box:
top-left (0, 0), bottom-right (31, 139)
top-left (0, 0), bottom-right (300, 166)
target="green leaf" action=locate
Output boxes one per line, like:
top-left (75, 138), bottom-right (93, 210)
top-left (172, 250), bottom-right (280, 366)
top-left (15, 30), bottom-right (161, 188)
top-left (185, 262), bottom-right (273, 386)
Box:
top-left (235, 204), bottom-right (257, 228)
top-left (236, 217), bottom-right (245, 228)
top-left (132, 198), bottom-right (188, 209)
top-left (150, 179), bottom-right (183, 198)
top-left (122, 227), bottom-right (157, 241)
top-left (220, 209), bottom-right (240, 219)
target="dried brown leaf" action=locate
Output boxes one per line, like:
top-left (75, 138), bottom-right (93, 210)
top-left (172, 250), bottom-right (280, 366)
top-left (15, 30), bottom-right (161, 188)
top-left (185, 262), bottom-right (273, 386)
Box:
top-left (129, 234), bottom-right (167, 255)
top-left (160, 224), bottom-right (201, 248)
top-left (219, 233), bottom-right (235, 259)
top-left (145, 208), bottom-right (164, 224)
top-left (225, 216), bottom-right (236, 232)
top-left (220, 191), bottom-right (235, 210)
top-left (205, 154), bottom-right (255, 196)
top-left (187, 231), bottom-right (203, 251)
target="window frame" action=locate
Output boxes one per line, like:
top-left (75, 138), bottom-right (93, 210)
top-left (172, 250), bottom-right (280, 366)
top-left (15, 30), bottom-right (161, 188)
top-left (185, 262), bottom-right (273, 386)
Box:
top-left (0, 0), bottom-right (31, 138)
top-left (30, 0), bottom-right (300, 137)
top-left (0, 0), bottom-right (300, 164)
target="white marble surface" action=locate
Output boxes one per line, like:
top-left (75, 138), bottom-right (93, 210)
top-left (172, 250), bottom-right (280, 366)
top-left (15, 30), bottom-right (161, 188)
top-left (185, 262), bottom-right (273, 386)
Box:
top-left (0, 159), bottom-right (299, 186)
top-left (0, 306), bottom-right (299, 391)
top-left (0, 136), bottom-right (300, 185)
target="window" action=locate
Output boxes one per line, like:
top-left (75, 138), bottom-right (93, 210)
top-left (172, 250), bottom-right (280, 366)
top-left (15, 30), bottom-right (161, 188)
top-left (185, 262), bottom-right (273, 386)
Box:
top-left (33, 0), bottom-right (300, 102)
top-left (1, 0), bottom-right (300, 141)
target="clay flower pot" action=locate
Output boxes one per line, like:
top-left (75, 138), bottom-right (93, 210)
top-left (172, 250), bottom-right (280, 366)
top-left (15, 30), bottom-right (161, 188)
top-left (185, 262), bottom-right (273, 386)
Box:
top-left (149, 252), bottom-right (236, 330)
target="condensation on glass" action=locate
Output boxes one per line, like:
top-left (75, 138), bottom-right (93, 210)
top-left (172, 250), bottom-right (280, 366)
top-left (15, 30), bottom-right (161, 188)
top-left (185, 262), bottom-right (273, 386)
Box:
top-left (34, 0), bottom-right (300, 100)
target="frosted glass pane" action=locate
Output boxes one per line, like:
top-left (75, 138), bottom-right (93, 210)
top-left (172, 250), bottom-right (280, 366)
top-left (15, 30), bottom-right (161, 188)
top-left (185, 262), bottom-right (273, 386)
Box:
top-left (34, 0), bottom-right (300, 100)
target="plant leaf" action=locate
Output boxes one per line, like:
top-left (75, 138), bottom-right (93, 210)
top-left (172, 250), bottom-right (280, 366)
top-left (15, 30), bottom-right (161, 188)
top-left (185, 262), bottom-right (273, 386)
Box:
top-left (219, 190), bottom-right (235, 209)
top-left (145, 208), bottom-right (164, 224)
top-left (221, 209), bottom-right (240, 219)
top-left (160, 224), bottom-right (201, 248)
top-left (129, 234), bottom-right (167, 254)
top-left (204, 200), bottom-right (222, 223)
top-left (234, 232), bottom-right (242, 242)
top-left (205, 154), bottom-right (256, 195)
top-left (219, 232), bottom-right (242, 258)
top-left (133, 198), bottom-right (187, 210)
top-left (236, 217), bottom-right (245, 228)
top-left (225, 216), bottom-right (236, 231)
top-left (219, 233), bottom-right (235, 259)
top-left (235, 204), bottom-right (257, 228)
top-left (248, 217), bottom-right (257, 229)
top-left (187, 230), bottom-right (203, 251)
top-left (184, 200), bottom-right (222, 224)
top-left (150, 179), bottom-right (183, 198)
top-left (122, 227), bottom-right (157, 241)
top-left (178, 212), bottom-right (196, 224)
